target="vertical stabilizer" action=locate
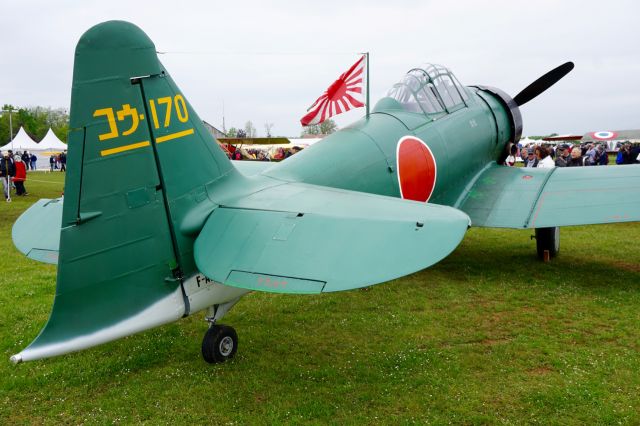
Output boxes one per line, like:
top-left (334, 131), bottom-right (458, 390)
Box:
top-left (13, 21), bottom-right (238, 362)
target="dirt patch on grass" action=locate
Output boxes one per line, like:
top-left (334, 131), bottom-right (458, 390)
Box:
top-left (527, 366), bottom-right (554, 375)
top-left (612, 261), bottom-right (640, 273)
top-left (471, 298), bottom-right (495, 308)
top-left (480, 338), bottom-right (510, 346)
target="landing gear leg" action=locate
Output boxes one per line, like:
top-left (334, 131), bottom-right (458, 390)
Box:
top-left (534, 227), bottom-right (560, 260)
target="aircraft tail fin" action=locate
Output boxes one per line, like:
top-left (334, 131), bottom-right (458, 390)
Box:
top-left (12, 21), bottom-right (238, 363)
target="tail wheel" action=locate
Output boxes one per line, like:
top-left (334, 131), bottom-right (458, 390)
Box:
top-left (535, 227), bottom-right (560, 260)
top-left (202, 324), bottom-right (238, 363)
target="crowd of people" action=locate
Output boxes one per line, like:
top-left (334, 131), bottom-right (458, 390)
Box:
top-left (223, 144), bottom-right (303, 161)
top-left (505, 142), bottom-right (640, 168)
top-left (0, 149), bottom-right (67, 201)
top-left (2, 150), bottom-right (40, 171)
top-left (49, 152), bottom-right (67, 171)
top-left (0, 150), bottom-right (28, 201)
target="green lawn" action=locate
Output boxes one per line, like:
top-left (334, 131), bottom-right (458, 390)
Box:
top-left (1, 172), bottom-right (639, 424)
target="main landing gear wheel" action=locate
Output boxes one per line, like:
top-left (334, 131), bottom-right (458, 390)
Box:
top-left (535, 227), bottom-right (560, 260)
top-left (201, 324), bottom-right (238, 363)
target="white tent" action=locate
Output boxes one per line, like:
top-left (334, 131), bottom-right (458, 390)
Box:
top-left (0, 127), bottom-right (40, 152)
top-left (38, 128), bottom-right (67, 151)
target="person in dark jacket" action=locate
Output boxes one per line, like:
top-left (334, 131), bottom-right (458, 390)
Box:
top-left (566, 147), bottom-right (584, 167)
top-left (524, 148), bottom-right (538, 167)
top-left (555, 144), bottom-right (570, 167)
top-left (30, 153), bottom-right (37, 170)
top-left (21, 151), bottom-right (30, 170)
top-left (595, 144), bottom-right (609, 166)
top-left (60, 151), bottom-right (67, 172)
top-left (0, 151), bottom-right (16, 200)
top-left (616, 143), bottom-right (636, 164)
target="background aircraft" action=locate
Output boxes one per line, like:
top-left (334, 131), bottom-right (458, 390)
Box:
top-left (11, 21), bottom-right (640, 364)
top-left (543, 129), bottom-right (640, 152)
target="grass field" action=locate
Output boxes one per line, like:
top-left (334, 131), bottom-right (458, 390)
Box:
top-left (1, 171), bottom-right (639, 424)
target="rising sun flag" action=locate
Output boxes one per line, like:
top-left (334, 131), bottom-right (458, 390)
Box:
top-left (300, 55), bottom-right (367, 126)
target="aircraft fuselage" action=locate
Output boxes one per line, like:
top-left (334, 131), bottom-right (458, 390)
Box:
top-left (264, 87), bottom-right (515, 209)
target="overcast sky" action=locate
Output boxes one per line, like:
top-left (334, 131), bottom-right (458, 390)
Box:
top-left (1, 0), bottom-right (638, 137)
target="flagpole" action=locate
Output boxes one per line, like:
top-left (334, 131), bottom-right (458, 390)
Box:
top-left (365, 52), bottom-right (370, 119)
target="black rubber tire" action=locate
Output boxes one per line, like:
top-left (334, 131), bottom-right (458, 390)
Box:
top-left (201, 324), bottom-right (238, 363)
top-left (535, 227), bottom-right (560, 260)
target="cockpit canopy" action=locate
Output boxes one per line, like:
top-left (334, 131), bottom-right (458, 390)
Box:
top-left (386, 64), bottom-right (469, 117)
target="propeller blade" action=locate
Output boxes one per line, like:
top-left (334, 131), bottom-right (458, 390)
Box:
top-left (513, 62), bottom-right (574, 106)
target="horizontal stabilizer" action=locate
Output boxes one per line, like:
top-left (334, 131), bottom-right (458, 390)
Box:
top-left (232, 160), bottom-right (273, 177)
top-left (458, 164), bottom-right (640, 228)
top-left (12, 198), bottom-right (63, 264)
top-left (195, 183), bottom-right (470, 294)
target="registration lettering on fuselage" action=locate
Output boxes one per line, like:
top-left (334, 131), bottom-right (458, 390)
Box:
top-left (92, 94), bottom-right (194, 157)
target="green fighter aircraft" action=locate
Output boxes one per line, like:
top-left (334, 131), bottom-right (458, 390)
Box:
top-left (11, 21), bottom-right (640, 364)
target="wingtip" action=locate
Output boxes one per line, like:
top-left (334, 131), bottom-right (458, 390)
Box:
top-left (10, 354), bottom-right (22, 364)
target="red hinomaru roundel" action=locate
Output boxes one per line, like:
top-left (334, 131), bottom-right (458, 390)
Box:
top-left (396, 136), bottom-right (437, 202)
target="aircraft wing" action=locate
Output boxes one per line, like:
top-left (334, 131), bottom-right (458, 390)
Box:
top-left (195, 182), bottom-right (470, 294)
top-left (457, 163), bottom-right (640, 228)
top-left (581, 129), bottom-right (640, 144)
top-left (12, 198), bottom-right (62, 264)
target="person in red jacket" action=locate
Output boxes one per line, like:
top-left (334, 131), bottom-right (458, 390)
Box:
top-left (13, 156), bottom-right (27, 196)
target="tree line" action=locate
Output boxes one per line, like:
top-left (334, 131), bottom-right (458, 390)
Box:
top-left (224, 119), bottom-right (338, 139)
top-left (0, 105), bottom-right (339, 145)
top-left (0, 104), bottom-right (69, 145)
